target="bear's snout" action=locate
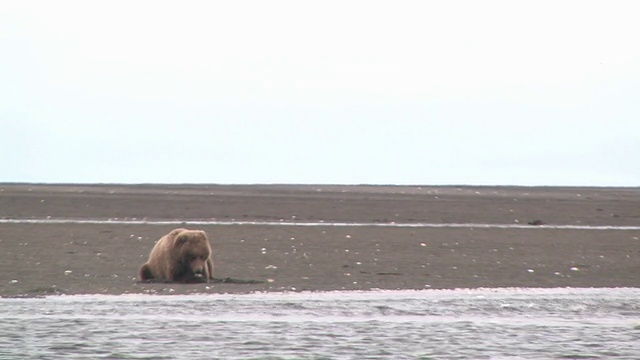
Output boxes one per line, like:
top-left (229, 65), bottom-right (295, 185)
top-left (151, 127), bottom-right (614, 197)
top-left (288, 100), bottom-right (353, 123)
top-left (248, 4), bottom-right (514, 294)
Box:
top-left (190, 259), bottom-right (207, 276)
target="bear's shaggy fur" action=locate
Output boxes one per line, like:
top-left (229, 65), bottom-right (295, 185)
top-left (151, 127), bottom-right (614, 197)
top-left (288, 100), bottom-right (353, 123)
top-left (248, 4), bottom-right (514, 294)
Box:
top-left (139, 228), bottom-right (215, 283)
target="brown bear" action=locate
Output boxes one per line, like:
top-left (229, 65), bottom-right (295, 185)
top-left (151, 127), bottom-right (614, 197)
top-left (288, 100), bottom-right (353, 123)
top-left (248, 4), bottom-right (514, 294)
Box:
top-left (139, 228), bottom-right (215, 283)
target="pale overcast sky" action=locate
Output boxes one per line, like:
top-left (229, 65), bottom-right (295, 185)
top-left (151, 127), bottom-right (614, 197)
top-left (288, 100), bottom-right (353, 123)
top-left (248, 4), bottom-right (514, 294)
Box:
top-left (1, 1), bottom-right (639, 186)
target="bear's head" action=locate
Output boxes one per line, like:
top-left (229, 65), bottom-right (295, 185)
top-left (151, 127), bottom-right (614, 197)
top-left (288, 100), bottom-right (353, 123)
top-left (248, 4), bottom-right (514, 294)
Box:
top-left (174, 230), bottom-right (211, 277)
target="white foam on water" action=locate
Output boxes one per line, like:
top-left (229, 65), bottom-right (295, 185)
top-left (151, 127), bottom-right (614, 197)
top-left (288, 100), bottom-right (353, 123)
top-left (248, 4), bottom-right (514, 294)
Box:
top-left (2, 218), bottom-right (639, 230)
top-left (2, 286), bottom-right (638, 302)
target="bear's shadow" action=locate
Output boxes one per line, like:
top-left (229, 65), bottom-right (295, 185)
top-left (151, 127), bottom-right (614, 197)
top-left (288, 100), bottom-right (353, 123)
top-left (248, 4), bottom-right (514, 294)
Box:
top-left (138, 277), bottom-right (264, 285)
top-left (211, 277), bottom-right (265, 284)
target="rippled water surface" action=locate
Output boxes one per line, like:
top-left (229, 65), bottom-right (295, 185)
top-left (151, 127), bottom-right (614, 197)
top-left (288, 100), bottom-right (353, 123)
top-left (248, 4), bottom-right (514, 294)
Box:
top-left (1, 288), bottom-right (639, 359)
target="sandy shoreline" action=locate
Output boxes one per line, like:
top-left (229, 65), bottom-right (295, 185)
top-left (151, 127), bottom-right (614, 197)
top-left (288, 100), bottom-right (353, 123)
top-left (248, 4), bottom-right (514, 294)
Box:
top-left (1, 184), bottom-right (639, 297)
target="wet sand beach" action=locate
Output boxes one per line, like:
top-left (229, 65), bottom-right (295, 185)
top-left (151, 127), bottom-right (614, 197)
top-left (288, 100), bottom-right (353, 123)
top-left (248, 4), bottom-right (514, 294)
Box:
top-left (1, 184), bottom-right (639, 297)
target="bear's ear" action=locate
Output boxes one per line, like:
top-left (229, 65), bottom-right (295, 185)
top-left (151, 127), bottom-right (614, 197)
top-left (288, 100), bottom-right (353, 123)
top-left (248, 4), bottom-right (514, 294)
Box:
top-left (174, 234), bottom-right (188, 247)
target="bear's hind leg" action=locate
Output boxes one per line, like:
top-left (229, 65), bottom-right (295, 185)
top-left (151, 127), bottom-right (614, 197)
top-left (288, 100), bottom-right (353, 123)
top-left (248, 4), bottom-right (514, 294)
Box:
top-left (139, 263), bottom-right (154, 282)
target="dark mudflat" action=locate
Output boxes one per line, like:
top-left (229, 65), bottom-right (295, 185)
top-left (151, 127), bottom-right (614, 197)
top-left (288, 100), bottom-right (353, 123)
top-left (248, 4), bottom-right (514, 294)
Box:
top-left (1, 184), bottom-right (639, 297)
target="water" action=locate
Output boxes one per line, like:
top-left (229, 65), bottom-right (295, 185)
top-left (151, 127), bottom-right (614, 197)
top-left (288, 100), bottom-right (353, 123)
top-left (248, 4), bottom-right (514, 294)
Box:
top-left (1, 288), bottom-right (639, 359)
top-left (2, 218), bottom-right (640, 230)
